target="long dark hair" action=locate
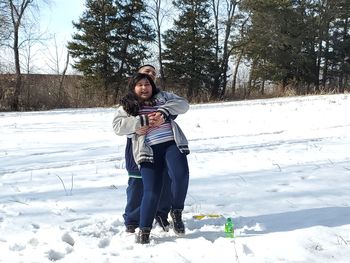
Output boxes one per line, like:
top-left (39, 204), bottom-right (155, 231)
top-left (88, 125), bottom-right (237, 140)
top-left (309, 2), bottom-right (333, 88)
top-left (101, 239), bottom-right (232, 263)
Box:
top-left (120, 73), bottom-right (159, 116)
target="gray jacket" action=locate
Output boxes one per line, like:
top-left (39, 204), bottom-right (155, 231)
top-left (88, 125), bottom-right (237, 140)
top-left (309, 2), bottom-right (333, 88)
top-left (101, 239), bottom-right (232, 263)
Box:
top-left (112, 91), bottom-right (190, 164)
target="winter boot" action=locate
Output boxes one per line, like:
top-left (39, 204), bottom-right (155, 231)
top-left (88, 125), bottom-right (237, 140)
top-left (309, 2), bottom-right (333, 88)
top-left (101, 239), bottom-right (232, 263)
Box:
top-left (155, 215), bottom-right (170, 232)
top-left (125, 225), bottom-right (137, 233)
top-left (170, 209), bottom-right (185, 235)
top-left (136, 229), bottom-right (151, 244)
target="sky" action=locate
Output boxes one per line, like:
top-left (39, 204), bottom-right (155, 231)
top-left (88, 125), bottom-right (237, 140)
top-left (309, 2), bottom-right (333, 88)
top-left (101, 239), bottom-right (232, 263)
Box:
top-left (34, 0), bottom-right (167, 74)
top-left (0, 0), bottom-right (86, 74)
top-left (35, 0), bottom-right (86, 73)
top-left (1, 94), bottom-right (350, 262)
top-left (1, 0), bottom-right (86, 74)
top-left (41, 0), bottom-right (86, 43)
top-left (35, 0), bottom-right (174, 74)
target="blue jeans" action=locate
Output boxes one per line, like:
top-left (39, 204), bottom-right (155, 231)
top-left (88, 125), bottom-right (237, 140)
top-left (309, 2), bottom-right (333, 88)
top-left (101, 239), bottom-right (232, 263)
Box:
top-left (123, 173), bottom-right (172, 226)
top-left (139, 141), bottom-right (189, 229)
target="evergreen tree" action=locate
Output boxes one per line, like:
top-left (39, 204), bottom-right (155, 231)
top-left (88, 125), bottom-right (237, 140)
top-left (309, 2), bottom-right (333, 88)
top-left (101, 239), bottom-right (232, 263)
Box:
top-left (162, 0), bottom-right (216, 100)
top-left (68, 0), bottom-right (117, 98)
top-left (238, 0), bottom-right (350, 94)
top-left (326, 0), bottom-right (350, 92)
top-left (68, 0), bottom-right (155, 102)
top-left (238, 0), bottom-right (339, 94)
top-left (240, 0), bottom-right (308, 90)
top-left (113, 0), bottom-right (154, 80)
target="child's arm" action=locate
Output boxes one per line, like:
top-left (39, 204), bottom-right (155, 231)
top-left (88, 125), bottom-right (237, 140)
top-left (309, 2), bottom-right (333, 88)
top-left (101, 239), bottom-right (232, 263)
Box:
top-left (157, 92), bottom-right (189, 118)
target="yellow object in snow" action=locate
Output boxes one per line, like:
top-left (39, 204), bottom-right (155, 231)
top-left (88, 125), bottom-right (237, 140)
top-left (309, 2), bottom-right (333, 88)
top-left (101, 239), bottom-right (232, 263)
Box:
top-left (192, 214), bottom-right (222, 220)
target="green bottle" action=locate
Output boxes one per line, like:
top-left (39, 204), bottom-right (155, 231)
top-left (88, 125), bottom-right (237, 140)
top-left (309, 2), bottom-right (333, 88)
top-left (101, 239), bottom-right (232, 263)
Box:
top-left (225, 217), bottom-right (234, 238)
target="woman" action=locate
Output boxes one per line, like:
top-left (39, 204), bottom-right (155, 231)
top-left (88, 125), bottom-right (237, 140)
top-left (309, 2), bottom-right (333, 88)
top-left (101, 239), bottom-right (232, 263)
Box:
top-left (123, 65), bottom-right (172, 234)
top-left (113, 73), bottom-right (190, 244)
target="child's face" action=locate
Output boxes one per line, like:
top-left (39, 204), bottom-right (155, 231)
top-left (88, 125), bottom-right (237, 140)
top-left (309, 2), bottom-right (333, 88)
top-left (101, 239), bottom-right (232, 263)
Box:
top-left (134, 78), bottom-right (153, 101)
top-left (138, 66), bottom-right (156, 81)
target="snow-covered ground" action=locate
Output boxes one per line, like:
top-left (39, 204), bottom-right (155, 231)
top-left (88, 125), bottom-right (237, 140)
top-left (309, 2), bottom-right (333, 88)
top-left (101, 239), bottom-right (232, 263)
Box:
top-left (1, 94), bottom-right (350, 263)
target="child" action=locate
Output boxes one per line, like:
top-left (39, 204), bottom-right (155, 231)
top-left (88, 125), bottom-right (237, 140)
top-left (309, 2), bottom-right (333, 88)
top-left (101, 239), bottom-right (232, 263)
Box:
top-left (113, 73), bottom-right (190, 244)
top-left (123, 65), bottom-right (172, 233)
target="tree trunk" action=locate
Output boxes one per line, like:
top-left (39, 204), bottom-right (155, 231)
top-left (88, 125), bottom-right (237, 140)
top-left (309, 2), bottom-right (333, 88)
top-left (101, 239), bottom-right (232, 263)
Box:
top-left (57, 52), bottom-right (69, 107)
top-left (322, 21), bottom-right (330, 91)
top-left (219, 1), bottom-right (237, 99)
top-left (156, 8), bottom-right (165, 90)
top-left (231, 50), bottom-right (243, 97)
top-left (261, 79), bottom-right (265, 95)
top-left (247, 60), bottom-right (257, 99)
top-left (315, 36), bottom-right (322, 93)
top-left (9, 0), bottom-right (34, 111)
top-left (186, 81), bottom-right (193, 101)
top-left (12, 22), bottom-right (21, 111)
top-left (210, 0), bottom-right (220, 100)
top-left (282, 77), bottom-right (288, 94)
top-left (339, 17), bottom-right (348, 93)
top-left (210, 75), bottom-right (220, 100)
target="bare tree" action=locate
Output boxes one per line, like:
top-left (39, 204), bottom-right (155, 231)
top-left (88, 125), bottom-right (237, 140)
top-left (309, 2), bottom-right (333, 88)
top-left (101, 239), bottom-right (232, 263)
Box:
top-left (0, 0), bottom-right (9, 100)
top-left (0, 1), bottom-right (11, 45)
top-left (56, 51), bottom-right (69, 107)
top-left (43, 34), bottom-right (68, 74)
top-left (9, 0), bottom-right (31, 110)
top-left (21, 22), bottom-right (49, 73)
top-left (0, 1), bottom-right (11, 78)
top-left (211, 0), bottom-right (240, 99)
top-left (6, 0), bottom-right (48, 110)
top-left (147, 0), bottom-right (172, 89)
top-left (40, 33), bottom-right (70, 106)
top-left (231, 16), bottom-right (248, 96)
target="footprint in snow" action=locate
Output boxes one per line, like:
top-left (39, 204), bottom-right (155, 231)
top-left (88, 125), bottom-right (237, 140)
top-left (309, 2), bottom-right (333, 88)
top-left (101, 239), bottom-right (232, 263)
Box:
top-left (31, 223), bottom-right (40, 230)
top-left (45, 232), bottom-right (76, 261)
top-left (242, 244), bottom-right (254, 256)
top-left (266, 188), bottom-right (279, 193)
top-left (9, 243), bottom-right (26, 251)
top-left (47, 249), bottom-right (65, 261)
top-left (28, 238), bottom-right (39, 247)
top-left (98, 237), bottom-right (110, 248)
top-left (65, 217), bottom-right (89, 223)
top-left (61, 232), bottom-right (75, 246)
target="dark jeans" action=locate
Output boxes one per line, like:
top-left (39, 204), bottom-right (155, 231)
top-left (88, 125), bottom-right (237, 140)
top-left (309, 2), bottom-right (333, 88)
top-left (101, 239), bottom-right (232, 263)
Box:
top-left (139, 141), bottom-right (189, 229)
top-left (123, 173), bottom-right (172, 226)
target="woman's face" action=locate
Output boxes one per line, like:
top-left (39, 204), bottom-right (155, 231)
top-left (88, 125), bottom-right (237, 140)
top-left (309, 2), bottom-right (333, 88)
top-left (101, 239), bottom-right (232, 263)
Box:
top-left (134, 78), bottom-right (152, 101)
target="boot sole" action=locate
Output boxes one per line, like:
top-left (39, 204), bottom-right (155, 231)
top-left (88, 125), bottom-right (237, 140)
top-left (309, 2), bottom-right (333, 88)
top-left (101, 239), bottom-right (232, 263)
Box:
top-left (171, 224), bottom-right (185, 235)
top-left (155, 216), bottom-right (170, 232)
top-left (173, 229), bottom-right (185, 236)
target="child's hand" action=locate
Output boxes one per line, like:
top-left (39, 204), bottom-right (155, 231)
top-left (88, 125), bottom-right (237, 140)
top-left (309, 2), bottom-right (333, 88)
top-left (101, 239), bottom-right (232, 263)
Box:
top-left (148, 112), bottom-right (164, 127)
top-left (136, 126), bottom-right (149, 135)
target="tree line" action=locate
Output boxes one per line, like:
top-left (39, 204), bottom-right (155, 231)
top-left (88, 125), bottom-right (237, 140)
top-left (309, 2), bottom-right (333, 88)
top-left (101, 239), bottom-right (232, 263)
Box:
top-left (1, 0), bottom-right (349, 111)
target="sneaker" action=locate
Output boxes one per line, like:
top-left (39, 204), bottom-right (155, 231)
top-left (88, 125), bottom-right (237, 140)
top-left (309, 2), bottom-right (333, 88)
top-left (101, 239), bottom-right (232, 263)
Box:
top-left (170, 209), bottom-right (185, 235)
top-left (155, 215), bottom-right (170, 232)
top-left (136, 229), bottom-right (150, 244)
top-left (125, 225), bottom-right (137, 233)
